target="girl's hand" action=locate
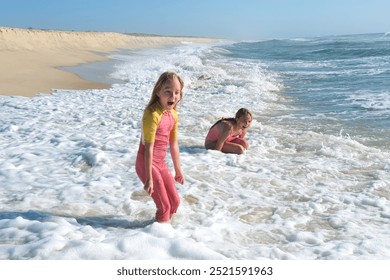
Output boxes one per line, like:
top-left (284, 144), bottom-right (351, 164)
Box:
top-left (144, 179), bottom-right (154, 195)
top-left (175, 172), bottom-right (185, 185)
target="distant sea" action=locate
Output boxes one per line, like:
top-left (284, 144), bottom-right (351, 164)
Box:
top-left (1, 33), bottom-right (389, 259)
top-left (223, 33), bottom-right (390, 150)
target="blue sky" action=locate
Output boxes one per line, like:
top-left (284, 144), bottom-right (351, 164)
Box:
top-left (1, 0), bottom-right (389, 40)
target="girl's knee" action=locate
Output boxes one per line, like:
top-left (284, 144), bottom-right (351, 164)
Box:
top-left (236, 145), bottom-right (246, 155)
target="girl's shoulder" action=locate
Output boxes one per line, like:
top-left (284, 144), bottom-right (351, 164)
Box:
top-left (210, 118), bottom-right (232, 129)
top-left (143, 104), bottom-right (163, 124)
top-left (147, 102), bottom-right (163, 114)
top-left (215, 119), bottom-right (234, 135)
top-left (220, 118), bottom-right (234, 128)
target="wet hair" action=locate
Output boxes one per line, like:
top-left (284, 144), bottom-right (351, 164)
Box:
top-left (235, 108), bottom-right (252, 121)
top-left (210, 108), bottom-right (252, 129)
top-left (146, 71), bottom-right (184, 110)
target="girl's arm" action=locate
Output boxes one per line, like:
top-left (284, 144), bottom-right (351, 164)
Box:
top-left (214, 122), bottom-right (232, 151)
top-left (170, 140), bottom-right (185, 185)
top-left (239, 127), bottom-right (248, 138)
top-left (144, 142), bottom-right (154, 195)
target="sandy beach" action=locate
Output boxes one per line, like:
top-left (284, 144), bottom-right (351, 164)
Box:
top-left (0, 27), bottom-right (216, 97)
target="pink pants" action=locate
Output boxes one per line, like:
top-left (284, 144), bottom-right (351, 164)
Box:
top-left (135, 146), bottom-right (180, 222)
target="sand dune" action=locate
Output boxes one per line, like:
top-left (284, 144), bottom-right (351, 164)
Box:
top-left (0, 27), bottom-right (217, 97)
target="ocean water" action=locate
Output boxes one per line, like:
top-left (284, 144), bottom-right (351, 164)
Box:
top-left (0, 33), bottom-right (389, 260)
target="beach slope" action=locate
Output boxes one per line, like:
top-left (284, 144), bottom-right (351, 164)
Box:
top-left (0, 27), bottom-right (216, 97)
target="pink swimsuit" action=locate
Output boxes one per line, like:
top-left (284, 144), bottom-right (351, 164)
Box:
top-left (135, 110), bottom-right (180, 222)
top-left (205, 120), bottom-right (240, 143)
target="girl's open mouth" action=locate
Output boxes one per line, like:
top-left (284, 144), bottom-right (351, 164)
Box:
top-left (168, 102), bottom-right (174, 106)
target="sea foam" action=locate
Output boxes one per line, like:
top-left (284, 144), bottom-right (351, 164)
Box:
top-left (1, 40), bottom-right (389, 259)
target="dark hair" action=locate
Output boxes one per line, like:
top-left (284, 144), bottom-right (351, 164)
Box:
top-left (210, 108), bottom-right (252, 129)
top-left (235, 108), bottom-right (252, 120)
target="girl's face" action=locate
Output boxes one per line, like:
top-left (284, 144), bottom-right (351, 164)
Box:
top-left (237, 114), bottom-right (252, 129)
top-left (157, 77), bottom-right (182, 110)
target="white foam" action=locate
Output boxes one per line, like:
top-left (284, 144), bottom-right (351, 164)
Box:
top-left (1, 43), bottom-right (390, 260)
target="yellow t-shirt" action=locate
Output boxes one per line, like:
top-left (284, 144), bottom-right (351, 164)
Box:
top-left (141, 103), bottom-right (178, 144)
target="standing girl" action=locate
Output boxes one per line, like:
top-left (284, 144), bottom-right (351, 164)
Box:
top-left (135, 72), bottom-right (185, 223)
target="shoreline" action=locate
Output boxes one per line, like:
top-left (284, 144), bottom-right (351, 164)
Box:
top-left (59, 54), bottom-right (124, 86)
top-left (0, 27), bottom-right (218, 97)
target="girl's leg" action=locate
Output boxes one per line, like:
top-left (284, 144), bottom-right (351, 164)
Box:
top-left (150, 166), bottom-right (173, 222)
top-left (230, 137), bottom-right (249, 149)
top-left (159, 164), bottom-right (180, 218)
top-left (221, 141), bottom-right (246, 154)
top-left (136, 155), bottom-right (173, 222)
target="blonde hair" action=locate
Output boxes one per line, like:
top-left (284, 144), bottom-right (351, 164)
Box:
top-left (146, 71), bottom-right (184, 110)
